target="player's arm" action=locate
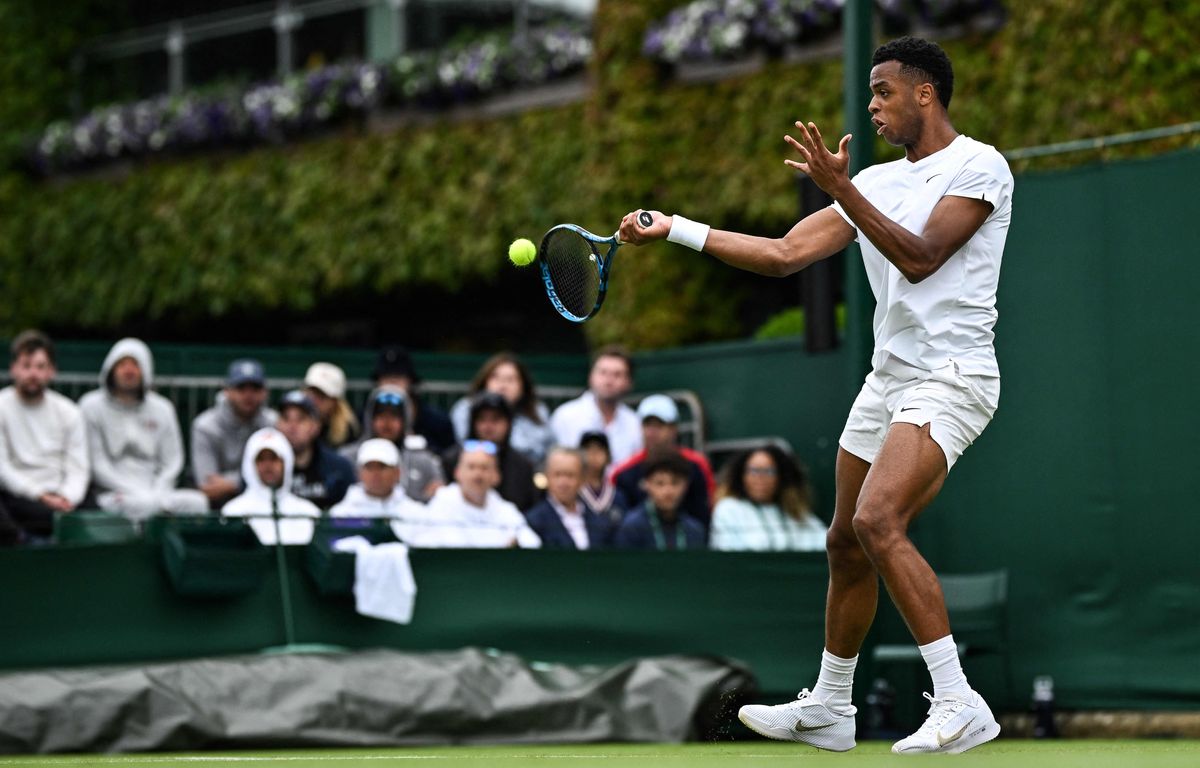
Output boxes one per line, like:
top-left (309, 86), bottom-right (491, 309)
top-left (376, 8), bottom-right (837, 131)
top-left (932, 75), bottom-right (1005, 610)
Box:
top-left (787, 121), bottom-right (992, 284)
top-left (618, 207), bottom-right (855, 278)
top-left (833, 183), bottom-right (992, 283)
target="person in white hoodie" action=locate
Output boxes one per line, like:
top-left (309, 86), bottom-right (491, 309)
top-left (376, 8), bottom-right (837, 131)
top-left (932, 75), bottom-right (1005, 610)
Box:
top-left (0, 330), bottom-right (89, 546)
top-left (329, 438), bottom-right (425, 520)
top-left (78, 338), bottom-right (208, 520)
top-left (221, 427), bottom-right (320, 545)
top-left (394, 440), bottom-right (540, 549)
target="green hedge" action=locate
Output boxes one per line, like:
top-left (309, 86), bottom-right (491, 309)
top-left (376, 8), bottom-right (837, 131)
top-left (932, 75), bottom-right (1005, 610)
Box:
top-left (2, 0), bottom-right (1199, 348)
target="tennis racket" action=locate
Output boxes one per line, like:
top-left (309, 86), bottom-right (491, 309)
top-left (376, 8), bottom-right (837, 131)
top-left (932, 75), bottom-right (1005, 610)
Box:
top-left (539, 211), bottom-right (653, 323)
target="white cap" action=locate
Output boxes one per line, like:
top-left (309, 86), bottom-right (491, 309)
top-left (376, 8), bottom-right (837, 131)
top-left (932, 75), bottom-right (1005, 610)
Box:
top-left (356, 438), bottom-right (400, 467)
top-left (636, 394), bottom-right (679, 424)
top-left (304, 362), bottom-right (346, 399)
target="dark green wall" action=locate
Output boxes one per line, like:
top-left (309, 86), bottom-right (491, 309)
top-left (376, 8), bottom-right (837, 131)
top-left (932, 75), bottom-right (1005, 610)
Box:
top-left (6, 148), bottom-right (1198, 711)
top-left (915, 147), bottom-right (1199, 708)
top-left (613, 147), bottom-right (1200, 709)
top-left (0, 541), bottom-right (834, 702)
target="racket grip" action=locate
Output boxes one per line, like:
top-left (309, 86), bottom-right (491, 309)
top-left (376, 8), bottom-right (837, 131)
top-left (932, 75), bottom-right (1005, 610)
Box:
top-left (638, 211), bottom-right (653, 227)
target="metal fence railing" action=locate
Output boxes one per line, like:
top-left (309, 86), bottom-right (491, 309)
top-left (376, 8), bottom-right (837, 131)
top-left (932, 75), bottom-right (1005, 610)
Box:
top-left (27, 374), bottom-right (707, 453)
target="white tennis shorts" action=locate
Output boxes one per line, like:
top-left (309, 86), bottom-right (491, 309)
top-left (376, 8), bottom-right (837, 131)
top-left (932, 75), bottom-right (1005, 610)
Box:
top-left (838, 357), bottom-right (999, 472)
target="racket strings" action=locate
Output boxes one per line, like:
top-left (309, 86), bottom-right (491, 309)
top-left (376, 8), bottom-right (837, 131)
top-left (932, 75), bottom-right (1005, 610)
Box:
top-left (542, 229), bottom-right (602, 319)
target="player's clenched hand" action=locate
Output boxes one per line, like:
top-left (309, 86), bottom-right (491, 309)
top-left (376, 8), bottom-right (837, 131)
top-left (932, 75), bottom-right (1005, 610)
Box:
top-left (619, 209), bottom-right (669, 245)
top-left (785, 121), bottom-right (852, 197)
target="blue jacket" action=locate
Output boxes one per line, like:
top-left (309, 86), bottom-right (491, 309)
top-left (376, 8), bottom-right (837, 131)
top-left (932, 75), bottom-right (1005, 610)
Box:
top-left (290, 443), bottom-right (356, 510)
top-left (613, 503), bottom-right (707, 551)
top-left (525, 498), bottom-right (615, 550)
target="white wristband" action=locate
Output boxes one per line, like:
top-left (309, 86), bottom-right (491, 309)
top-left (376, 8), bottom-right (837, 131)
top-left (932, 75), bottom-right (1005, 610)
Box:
top-left (667, 215), bottom-right (710, 252)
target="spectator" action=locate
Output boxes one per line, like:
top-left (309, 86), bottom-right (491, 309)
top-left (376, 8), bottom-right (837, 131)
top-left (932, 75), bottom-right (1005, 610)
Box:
top-left (449, 352), bottom-right (555, 466)
top-left (442, 392), bottom-right (537, 512)
top-left (276, 389), bottom-right (355, 510)
top-left (340, 387), bottom-right (443, 502)
top-left (711, 445), bottom-right (826, 551)
top-left (613, 448), bottom-right (707, 551)
top-left (303, 362), bottom-right (360, 448)
top-left (525, 447), bottom-right (614, 550)
top-left (578, 430), bottom-right (623, 525)
top-left (0, 331), bottom-right (89, 545)
top-left (330, 438), bottom-right (426, 519)
top-left (372, 345), bottom-right (455, 453)
top-left (550, 345), bottom-right (641, 465)
top-left (394, 440), bottom-right (541, 549)
top-left (191, 359), bottom-right (277, 508)
top-left (610, 394), bottom-right (715, 525)
top-left (222, 427), bottom-right (320, 545)
top-left (78, 338), bottom-right (207, 520)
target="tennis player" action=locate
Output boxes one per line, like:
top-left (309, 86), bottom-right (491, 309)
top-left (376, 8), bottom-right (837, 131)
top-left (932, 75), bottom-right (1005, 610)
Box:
top-left (619, 36), bottom-right (1013, 755)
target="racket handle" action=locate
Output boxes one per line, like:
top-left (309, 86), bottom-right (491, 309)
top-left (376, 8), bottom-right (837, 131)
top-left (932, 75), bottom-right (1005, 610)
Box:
top-left (615, 210), bottom-right (655, 244)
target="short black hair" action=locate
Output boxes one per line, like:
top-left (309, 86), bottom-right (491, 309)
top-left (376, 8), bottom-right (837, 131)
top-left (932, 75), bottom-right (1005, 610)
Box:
top-left (642, 447), bottom-right (691, 481)
top-left (579, 430), bottom-right (610, 453)
top-left (470, 391), bottom-right (513, 422)
top-left (872, 36), bottom-right (954, 109)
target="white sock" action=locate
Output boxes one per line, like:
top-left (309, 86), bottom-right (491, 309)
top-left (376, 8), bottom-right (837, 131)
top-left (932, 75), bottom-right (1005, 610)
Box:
top-left (811, 649), bottom-right (857, 713)
top-left (919, 634), bottom-right (972, 698)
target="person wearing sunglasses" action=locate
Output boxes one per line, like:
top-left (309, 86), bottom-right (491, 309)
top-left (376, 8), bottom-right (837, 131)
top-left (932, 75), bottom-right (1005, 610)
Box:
top-left (441, 392), bottom-right (537, 513)
top-left (338, 386), bottom-right (443, 502)
top-left (710, 445), bottom-right (825, 551)
top-left (395, 439), bottom-right (541, 549)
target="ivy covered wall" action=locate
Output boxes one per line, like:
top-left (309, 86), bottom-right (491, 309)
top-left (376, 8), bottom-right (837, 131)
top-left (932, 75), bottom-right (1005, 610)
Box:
top-left (1, 0), bottom-right (1198, 348)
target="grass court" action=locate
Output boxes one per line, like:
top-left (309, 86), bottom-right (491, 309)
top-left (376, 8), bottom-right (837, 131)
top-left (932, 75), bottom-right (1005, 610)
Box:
top-left (2, 741), bottom-right (1199, 768)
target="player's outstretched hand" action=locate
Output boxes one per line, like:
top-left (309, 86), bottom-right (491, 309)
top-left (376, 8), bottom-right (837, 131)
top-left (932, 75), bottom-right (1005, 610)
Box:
top-left (785, 120), bottom-right (851, 196)
top-left (619, 209), bottom-right (669, 245)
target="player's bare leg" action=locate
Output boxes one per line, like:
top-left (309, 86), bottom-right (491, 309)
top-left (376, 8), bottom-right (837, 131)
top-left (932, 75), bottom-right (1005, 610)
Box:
top-left (825, 447), bottom-right (877, 657)
top-left (851, 423), bottom-right (949, 643)
top-left (854, 422), bottom-right (999, 754)
top-left (736, 448), bottom-right (871, 750)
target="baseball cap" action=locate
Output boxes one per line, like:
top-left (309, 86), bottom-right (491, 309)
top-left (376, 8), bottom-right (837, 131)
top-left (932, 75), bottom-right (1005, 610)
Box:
top-left (279, 389), bottom-right (319, 419)
top-left (304, 362), bottom-right (346, 399)
top-left (227, 358), bottom-right (265, 387)
top-left (636, 394), bottom-right (679, 424)
top-left (356, 438), bottom-right (401, 467)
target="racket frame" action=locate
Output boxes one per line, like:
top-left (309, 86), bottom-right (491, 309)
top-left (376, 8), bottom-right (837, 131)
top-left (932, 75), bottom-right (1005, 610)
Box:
top-left (538, 224), bottom-right (621, 323)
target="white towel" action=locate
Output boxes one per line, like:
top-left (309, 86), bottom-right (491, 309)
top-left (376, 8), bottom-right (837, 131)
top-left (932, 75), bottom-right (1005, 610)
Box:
top-left (334, 537), bottom-right (418, 624)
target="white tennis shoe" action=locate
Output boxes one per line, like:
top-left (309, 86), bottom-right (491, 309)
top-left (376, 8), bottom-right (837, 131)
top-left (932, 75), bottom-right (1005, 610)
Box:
top-left (737, 689), bottom-right (856, 751)
top-left (891, 690), bottom-right (1001, 754)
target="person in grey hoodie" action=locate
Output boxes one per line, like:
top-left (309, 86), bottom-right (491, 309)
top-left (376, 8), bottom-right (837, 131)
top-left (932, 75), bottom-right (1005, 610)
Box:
top-left (339, 386), bottom-right (443, 502)
top-left (191, 359), bottom-right (277, 508)
top-left (79, 338), bottom-right (208, 520)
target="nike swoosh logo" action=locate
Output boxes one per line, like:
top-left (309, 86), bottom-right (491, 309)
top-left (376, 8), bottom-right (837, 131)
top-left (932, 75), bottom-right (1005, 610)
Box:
top-left (937, 719), bottom-right (972, 747)
top-left (926, 173), bottom-right (942, 183)
top-left (899, 406), bottom-right (919, 412)
top-left (794, 721), bottom-right (836, 733)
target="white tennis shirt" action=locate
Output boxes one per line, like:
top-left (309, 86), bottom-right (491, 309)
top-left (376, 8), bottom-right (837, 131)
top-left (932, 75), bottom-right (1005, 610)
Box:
top-left (831, 135), bottom-right (1014, 377)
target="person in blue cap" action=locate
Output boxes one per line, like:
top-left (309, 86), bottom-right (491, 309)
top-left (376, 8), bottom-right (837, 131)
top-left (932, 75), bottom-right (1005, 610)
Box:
top-left (190, 358), bottom-right (277, 508)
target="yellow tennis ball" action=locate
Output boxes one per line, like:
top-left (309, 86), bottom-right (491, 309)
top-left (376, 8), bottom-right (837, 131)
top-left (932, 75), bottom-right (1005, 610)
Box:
top-left (508, 238), bottom-right (537, 267)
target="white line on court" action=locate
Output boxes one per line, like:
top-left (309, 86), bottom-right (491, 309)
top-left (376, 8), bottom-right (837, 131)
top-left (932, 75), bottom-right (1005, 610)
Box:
top-left (0, 754), bottom-right (790, 765)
